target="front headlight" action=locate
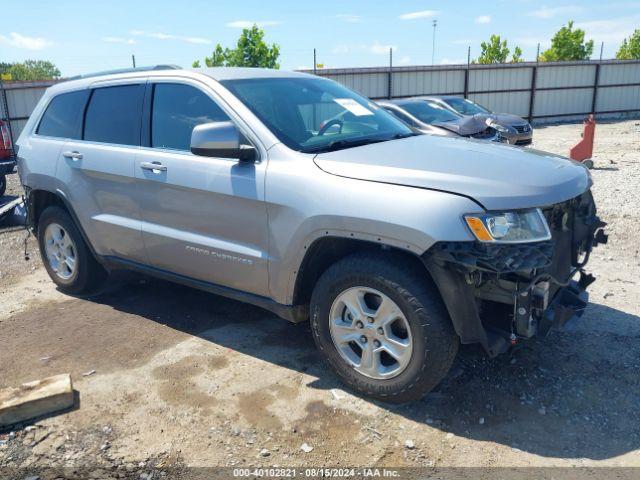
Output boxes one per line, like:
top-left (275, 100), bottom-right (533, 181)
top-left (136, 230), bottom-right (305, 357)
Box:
top-left (464, 208), bottom-right (551, 243)
top-left (491, 123), bottom-right (510, 134)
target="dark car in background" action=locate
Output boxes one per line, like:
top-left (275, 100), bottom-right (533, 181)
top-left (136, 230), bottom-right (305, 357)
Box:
top-left (378, 98), bottom-right (504, 142)
top-left (425, 96), bottom-right (533, 146)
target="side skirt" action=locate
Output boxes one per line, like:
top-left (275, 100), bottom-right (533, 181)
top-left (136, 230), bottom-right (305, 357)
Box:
top-left (102, 256), bottom-right (309, 324)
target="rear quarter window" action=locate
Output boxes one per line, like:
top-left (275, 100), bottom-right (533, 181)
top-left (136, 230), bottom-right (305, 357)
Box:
top-left (36, 90), bottom-right (89, 139)
top-left (84, 85), bottom-right (145, 146)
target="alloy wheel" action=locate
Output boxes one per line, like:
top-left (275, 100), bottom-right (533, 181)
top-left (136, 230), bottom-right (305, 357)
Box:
top-left (329, 286), bottom-right (413, 379)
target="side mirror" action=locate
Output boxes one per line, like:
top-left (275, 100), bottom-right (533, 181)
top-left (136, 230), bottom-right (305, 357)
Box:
top-left (190, 121), bottom-right (257, 162)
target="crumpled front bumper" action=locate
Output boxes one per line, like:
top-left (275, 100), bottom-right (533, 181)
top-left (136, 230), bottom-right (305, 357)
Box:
top-left (422, 190), bottom-right (607, 356)
top-left (538, 280), bottom-right (589, 335)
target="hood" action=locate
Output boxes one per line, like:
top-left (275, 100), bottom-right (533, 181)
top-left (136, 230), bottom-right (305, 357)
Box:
top-left (313, 134), bottom-right (590, 211)
top-left (489, 112), bottom-right (528, 126)
top-left (434, 114), bottom-right (491, 136)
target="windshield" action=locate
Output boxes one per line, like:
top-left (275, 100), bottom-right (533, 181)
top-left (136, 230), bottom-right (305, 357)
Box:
top-left (443, 97), bottom-right (491, 115)
top-left (400, 100), bottom-right (461, 124)
top-left (220, 77), bottom-right (413, 153)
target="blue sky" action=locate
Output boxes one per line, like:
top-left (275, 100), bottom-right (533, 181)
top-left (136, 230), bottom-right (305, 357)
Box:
top-left (1, 0), bottom-right (639, 76)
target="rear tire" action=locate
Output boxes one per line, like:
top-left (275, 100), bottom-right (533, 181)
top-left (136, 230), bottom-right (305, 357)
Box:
top-left (310, 252), bottom-right (458, 403)
top-left (37, 206), bottom-right (107, 295)
top-left (0, 174), bottom-right (6, 197)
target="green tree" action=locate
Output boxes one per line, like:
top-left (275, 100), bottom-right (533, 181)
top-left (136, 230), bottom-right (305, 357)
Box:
top-left (540, 21), bottom-right (594, 61)
top-left (616, 29), bottom-right (640, 59)
top-left (193, 25), bottom-right (280, 69)
top-left (203, 44), bottom-right (228, 67)
top-left (5, 60), bottom-right (61, 81)
top-left (511, 46), bottom-right (523, 63)
top-left (475, 35), bottom-right (523, 64)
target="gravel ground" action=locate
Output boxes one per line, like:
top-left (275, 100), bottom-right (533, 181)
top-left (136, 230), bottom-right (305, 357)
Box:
top-left (1, 120), bottom-right (639, 478)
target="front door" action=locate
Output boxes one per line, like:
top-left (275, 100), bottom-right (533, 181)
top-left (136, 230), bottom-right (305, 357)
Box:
top-left (134, 81), bottom-right (269, 297)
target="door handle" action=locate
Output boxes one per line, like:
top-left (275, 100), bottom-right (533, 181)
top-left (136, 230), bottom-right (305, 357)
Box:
top-left (140, 161), bottom-right (167, 172)
top-left (63, 151), bottom-right (83, 160)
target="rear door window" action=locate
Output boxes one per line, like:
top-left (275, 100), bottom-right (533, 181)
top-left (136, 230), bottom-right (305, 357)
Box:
top-left (37, 90), bottom-right (89, 139)
top-left (151, 83), bottom-right (230, 151)
top-left (84, 85), bottom-right (144, 146)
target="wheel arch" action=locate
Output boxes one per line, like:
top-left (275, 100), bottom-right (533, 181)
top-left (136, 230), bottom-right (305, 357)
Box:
top-left (27, 188), bottom-right (102, 261)
top-left (291, 235), bottom-right (433, 307)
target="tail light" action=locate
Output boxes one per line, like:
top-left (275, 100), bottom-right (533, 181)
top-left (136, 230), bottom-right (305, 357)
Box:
top-left (0, 121), bottom-right (11, 151)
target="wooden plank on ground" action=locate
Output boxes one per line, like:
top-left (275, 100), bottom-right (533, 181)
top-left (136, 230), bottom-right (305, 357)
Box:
top-left (0, 374), bottom-right (74, 427)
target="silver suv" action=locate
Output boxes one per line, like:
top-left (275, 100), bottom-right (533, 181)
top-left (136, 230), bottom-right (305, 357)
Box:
top-left (16, 67), bottom-right (606, 403)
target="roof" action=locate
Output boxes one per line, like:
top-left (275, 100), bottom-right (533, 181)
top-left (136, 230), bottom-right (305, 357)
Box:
top-left (193, 67), bottom-right (312, 81)
top-left (426, 95), bottom-right (459, 100)
top-left (382, 98), bottom-right (435, 106)
top-left (48, 66), bottom-right (312, 95)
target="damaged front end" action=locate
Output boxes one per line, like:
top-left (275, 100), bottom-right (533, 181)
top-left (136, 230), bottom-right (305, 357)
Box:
top-left (423, 190), bottom-right (607, 356)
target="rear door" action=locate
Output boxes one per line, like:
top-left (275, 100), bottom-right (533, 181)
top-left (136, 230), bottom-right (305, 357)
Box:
top-left (56, 81), bottom-right (147, 262)
top-left (134, 79), bottom-right (269, 296)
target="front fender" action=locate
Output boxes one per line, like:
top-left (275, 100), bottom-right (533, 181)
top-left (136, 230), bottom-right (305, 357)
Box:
top-left (264, 147), bottom-right (484, 304)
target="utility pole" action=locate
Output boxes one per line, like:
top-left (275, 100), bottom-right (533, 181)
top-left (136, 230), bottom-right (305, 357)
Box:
top-left (599, 41), bottom-right (604, 61)
top-left (388, 47), bottom-right (393, 99)
top-left (131, 54), bottom-right (136, 68)
top-left (431, 19), bottom-right (438, 65)
top-left (536, 43), bottom-right (540, 63)
top-left (464, 46), bottom-right (471, 99)
top-left (313, 48), bottom-right (317, 75)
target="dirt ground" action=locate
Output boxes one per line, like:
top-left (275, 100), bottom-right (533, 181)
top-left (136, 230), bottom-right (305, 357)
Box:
top-left (1, 120), bottom-right (639, 478)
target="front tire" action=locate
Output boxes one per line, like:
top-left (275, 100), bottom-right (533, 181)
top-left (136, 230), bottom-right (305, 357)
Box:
top-left (310, 253), bottom-right (458, 403)
top-left (37, 206), bottom-right (107, 295)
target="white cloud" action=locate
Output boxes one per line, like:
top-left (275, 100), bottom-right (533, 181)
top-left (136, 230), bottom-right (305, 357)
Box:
top-left (475, 15), bottom-right (491, 24)
top-left (576, 16), bottom-right (640, 44)
top-left (226, 20), bottom-right (282, 28)
top-left (399, 10), bottom-right (438, 20)
top-left (440, 58), bottom-right (465, 65)
top-left (0, 32), bottom-right (52, 50)
top-left (335, 14), bottom-right (362, 23)
top-left (129, 30), bottom-right (212, 44)
top-left (398, 55), bottom-right (412, 65)
top-left (527, 5), bottom-right (583, 19)
top-left (103, 36), bottom-right (136, 45)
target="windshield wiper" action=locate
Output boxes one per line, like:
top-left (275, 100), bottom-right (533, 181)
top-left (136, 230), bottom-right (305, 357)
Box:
top-left (304, 132), bottom-right (418, 154)
top-left (390, 132), bottom-right (419, 139)
top-left (304, 137), bottom-right (389, 153)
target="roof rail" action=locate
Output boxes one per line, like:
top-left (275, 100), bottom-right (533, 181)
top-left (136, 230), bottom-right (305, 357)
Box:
top-left (66, 65), bottom-right (182, 81)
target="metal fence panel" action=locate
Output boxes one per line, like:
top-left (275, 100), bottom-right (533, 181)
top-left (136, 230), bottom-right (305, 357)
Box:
top-left (324, 72), bottom-right (388, 98)
top-left (392, 70), bottom-right (465, 97)
top-left (5, 87), bottom-right (47, 120)
top-left (537, 65), bottom-right (596, 89)
top-left (534, 88), bottom-right (594, 117)
top-left (599, 62), bottom-right (640, 85)
top-left (469, 67), bottom-right (532, 92)
top-left (469, 91), bottom-right (531, 118)
top-left (596, 86), bottom-right (640, 112)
